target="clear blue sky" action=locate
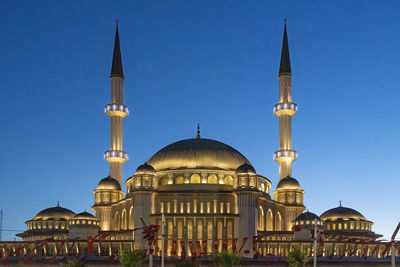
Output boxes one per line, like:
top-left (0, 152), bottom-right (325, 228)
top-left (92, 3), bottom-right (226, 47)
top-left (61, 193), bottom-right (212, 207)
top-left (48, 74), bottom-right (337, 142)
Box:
top-left (1, 1), bottom-right (399, 241)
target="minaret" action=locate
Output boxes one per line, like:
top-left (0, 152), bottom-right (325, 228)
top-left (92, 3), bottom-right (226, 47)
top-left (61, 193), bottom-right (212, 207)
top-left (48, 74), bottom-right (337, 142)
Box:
top-left (273, 22), bottom-right (298, 180)
top-left (104, 24), bottom-right (129, 186)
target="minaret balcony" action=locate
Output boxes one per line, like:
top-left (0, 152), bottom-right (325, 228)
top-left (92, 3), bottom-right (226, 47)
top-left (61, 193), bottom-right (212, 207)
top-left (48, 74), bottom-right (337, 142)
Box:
top-left (104, 150), bottom-right (129, 163)
top-left (273, 149), bottom-right (297, 162)
top-left (273, 102), bottom-right (297, 116)
top-left (105, 104), bottom-right (129, 118)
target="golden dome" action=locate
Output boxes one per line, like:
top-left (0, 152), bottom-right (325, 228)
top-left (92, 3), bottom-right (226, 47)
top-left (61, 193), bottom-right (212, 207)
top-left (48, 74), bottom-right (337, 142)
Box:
top-left (72, 211), bottom-right (98, 220)
top-left (33, 205), bottom-right (75, 221)
top-left (320, 206), bottom-right (366, 221)
top-left (97, 176), bottom-right (121, 190)
top-left (148, 138), bottom-right (250, 171)
top-left (236, 163), bottom-right (256, 175)
top-left (276, 176), bottom-right (301, 190)
top-left (135, 162), bottom-right (156, 175)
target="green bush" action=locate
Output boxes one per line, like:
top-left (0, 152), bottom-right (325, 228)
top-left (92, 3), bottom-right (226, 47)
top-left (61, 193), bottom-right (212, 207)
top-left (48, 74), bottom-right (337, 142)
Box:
top-left (175, 262), bottom-right (199, 267)
top-left (59, 259), bottom-right (85, 267)
top-left (211, 251), bottom-right (241, 266)
top-left (287, 246), bottom-right (308, 267)
top-left (119, 248), bottom-right (146, 267)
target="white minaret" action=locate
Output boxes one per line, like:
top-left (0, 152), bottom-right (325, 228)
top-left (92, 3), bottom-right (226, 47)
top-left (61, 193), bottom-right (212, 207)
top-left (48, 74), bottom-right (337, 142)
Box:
top-left (273, 22), bottom-right (298, 180)
top-left (104, 24), bottom-right (129, 186)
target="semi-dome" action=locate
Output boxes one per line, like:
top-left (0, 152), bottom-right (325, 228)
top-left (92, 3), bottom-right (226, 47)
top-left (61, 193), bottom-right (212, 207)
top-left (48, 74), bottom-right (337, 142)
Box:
top-left (236, 163), bottom-right (256, 175)
top-left (33, 205), bottom-right (75, 221)
top-left (135, 162), bottom-right (155, 175)
top-left (295, 211), bottom-right (320, 222)
top-left (73, 211), bottom-right (97, 220)
top-left (320, 206), bottom-right (366, 221)
top-left (97, 176), bottom-right (121, 190)
top-left (148, 138), bottom-right (251, 171)
top-left (276, 176), bottom-right (301, 190)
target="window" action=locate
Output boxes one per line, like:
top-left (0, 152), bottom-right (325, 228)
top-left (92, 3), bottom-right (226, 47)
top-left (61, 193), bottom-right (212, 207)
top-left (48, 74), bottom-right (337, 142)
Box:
top-left (160, 202), bottom-right (164, 213)
top-left (197, 220), bottom-right (203, 239)
top-left (193, 200), bottom-right (197, 213)
top-left (187, 202), bottom-right (190, 213)
top-left (175, 176), bottom-right (184, 184)
top-left (167, 202), bottom-right (171, 213)
top-left (213, 200), bottom-right (217, 213)
top-left (159, 177), bottom-right (168, 185)
top-left (180, 202), bottom-right (184, 213)
top-left (208, 174), bottom-right (218, 184)
top-left (191, 174), bottom-right (201, 183)
top-left (224, 176), bottom-right (233, 185)
top-left (207, 202), bottom-right (210, 213)
top-left (260, 183), bottom-right (265, 192)
top-left (227, 202), bottom-right (231, 213)
top-left (200, 202), bottom-right (204, 214)
top-left (174, 200), bottom-right (177, 213)
top-left (220, 202), bottom-right (224, 213)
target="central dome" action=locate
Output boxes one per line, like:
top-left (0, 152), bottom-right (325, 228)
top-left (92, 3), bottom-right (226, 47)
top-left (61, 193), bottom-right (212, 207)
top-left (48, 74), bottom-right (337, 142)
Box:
top-left (148, 138), bottom-right (251, 171)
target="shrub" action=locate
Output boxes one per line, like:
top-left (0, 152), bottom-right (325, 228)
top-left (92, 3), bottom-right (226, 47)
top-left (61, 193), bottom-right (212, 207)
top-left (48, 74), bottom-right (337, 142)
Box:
top-left (211, 251), bottom-right (241, 266)
top-left (59, 259), bottom-right (85, 267)
top-left (119, 248), bottom-right (146, 267)
top-left (287, 246), bottom-right (308, 267)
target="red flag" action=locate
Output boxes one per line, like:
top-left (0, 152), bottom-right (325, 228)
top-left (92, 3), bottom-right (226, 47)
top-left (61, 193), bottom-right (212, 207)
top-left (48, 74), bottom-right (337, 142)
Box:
top-left (265, 253), bottom-right (271, 262)
top-left (253, 251), bottom-right (260, 260)
top-left (86, 236), bottom-right (94, 255)
top-left (202, 240), bottom-right (207, 255)
top-left (188, 241), bottom-right (195, 261)
top-left (180, 240), bottom-right (186, 261)
top-left (239, 237), bottom-right (248, 253)
top-left (2, 249), bottom-right (8, 265)
top-left (171, 240), bottom-right (177, 258)
top-left (252, 236), bottom-right (257, 251)
top-left (213, 239), bottom-right (219, 251)
top-left (222, 239), bottom-right (229, 251)
top-left (293, 225), bottom-right (301, 231)
top-left (232, 238), bottom-right (238, 252)
top-left (196, 240), bottom-right (202, 257)
top-left (244, 249), bottom-right (250, 255)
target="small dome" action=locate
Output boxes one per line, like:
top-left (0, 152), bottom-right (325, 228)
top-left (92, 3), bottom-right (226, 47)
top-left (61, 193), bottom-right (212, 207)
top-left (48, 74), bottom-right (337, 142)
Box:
top-left (295, 211), bottom-right (321, 222)
top-left (235, 163), bottom-right (256, 175)
top-left (97, 176), bottom-right (121, 190)
top-left (276, 176), bottom-right (301, 190)
top-left (135, 162), bottom-right (155, 175)
top-left (73, 211), bottom-right (97, 220)
top-left (33, 205), bottom-right (75, 221)
top-left (320, 206), bottom-right (366, 221)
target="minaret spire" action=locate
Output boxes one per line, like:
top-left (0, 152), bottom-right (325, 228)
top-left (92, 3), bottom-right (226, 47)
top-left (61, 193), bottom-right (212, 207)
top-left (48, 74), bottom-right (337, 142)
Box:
top-left (273, 21), bottom-right (298, 180)
top-left (279, 20), bottom-right (291, 75)
top-left (110, 22), bottom-right (124, 78)
top-left (104, 24), bottom-right (129, 186)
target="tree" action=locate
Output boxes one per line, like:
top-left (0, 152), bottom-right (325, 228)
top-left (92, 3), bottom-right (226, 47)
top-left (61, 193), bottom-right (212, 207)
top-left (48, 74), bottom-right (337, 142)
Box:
top-left (119, 248), bottom-right (145, 267)
top-left (287, 246), bottom-right (308, 267)
top-left (59, 259), bottom-right (85, 267)
top-left (211, 251), bottom-right (241, 266)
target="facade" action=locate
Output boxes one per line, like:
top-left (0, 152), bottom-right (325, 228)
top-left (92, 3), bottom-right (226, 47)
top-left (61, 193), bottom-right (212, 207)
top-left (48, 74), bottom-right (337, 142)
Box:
top-left (12, 23), bottom-right (387, 259)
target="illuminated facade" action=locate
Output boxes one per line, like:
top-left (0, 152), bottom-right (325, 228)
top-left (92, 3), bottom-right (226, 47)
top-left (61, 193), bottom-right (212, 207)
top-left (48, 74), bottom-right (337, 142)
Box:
top-left (14, 24), bottom-right (384, 259)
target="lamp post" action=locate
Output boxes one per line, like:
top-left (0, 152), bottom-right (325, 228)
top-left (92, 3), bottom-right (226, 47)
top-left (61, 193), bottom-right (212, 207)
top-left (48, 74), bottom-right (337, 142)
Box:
top-left (313, 218), bottom-right (317, 267)
top-left (391, 222), bottom-right (400, 267)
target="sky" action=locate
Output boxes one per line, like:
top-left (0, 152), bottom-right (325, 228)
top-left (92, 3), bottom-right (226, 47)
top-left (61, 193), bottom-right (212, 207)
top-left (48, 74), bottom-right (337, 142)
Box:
top-left (0, 0), bottom-right (399, 241)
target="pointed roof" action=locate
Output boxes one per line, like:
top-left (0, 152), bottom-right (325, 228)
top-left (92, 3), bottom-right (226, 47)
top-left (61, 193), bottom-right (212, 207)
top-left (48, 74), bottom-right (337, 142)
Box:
top-left (110, 24), bottom-right (124, 78)
top-left (279, 21), bottom-right (291, 75)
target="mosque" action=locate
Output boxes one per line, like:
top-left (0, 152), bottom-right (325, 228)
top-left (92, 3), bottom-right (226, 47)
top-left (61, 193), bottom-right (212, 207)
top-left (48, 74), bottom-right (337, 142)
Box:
top-left (13, 24), bottom-right (384, 258)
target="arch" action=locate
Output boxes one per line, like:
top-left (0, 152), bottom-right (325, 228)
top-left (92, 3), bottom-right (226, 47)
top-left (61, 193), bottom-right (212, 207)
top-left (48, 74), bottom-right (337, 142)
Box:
top-left (260, 183), bottom-right (265, 192)
top-left (207, 174), bottom-right (218, 184)
top-left (257, 206), bottom-right (265, 231)
top-left (114, 212), bottom-right (120, 230)
top-left (175, 176), bottom-right (184, 184)
top-left (129, 206), bottom-right (134, 229)
top-left (159, 177), bottom-right (168, 185)
top-left (121, 209), bottom-right (127, 230)
top-left (191, 174), bottom-right (201, 184)
top-left (266, 209), bottom-right (273, 231)
top-left (168, 221), bottom-right (174, 239)
top-left (223, 175), bottom-right (233, 185)
top-left (275, 212), bottom-right (282, 231)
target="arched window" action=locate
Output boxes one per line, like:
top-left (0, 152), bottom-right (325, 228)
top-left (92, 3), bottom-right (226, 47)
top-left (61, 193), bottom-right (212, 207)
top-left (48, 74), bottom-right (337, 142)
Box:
top-left (168, 221), bottom-right (174, 239)
top-left (175, 176), bottom-right (184, 184)
top-left (266, 209), bottom-right (273, 231)
top-left (187, 220), bottom-right (193, 239)
top-left (129, 206), bottom-right (134, 229)
top-left (258, 206), bottom-right (265, 231)
top-left (208, 174), bottom-right (218, 184)
top-left (114, 212), bottom-right (120, 230)
top-left (275, 212), bottom-right (282, 231)
top-left (197, 220), bottom-right (203, 240)
top-left (121, 209), bottom-right (127, 230)
top-left (224, 176), bottom-right (233, 185)
top-left (191, 174), bottom-right (201, 183)
top-left (260, 183), bottom-right (265, 192)
top-left (159, 177), bottom-right (168, 185)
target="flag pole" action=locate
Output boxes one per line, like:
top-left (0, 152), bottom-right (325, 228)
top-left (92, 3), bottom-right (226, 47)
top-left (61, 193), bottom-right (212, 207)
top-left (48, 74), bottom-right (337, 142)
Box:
top-left (391, 222), bottom-right (400, 267)
top-left (161, 213), bottom-right (165, 267)
top-left (313, 218), bottom-right (317, 267)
